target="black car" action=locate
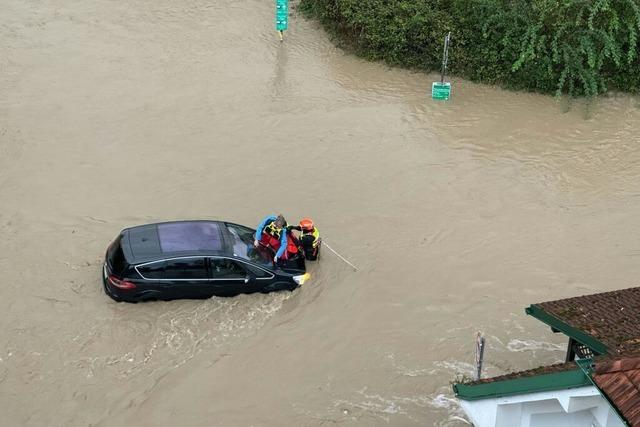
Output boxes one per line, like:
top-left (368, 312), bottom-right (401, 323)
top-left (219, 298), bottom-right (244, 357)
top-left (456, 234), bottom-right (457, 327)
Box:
top-left (102, 220), bottom-right (309, 302)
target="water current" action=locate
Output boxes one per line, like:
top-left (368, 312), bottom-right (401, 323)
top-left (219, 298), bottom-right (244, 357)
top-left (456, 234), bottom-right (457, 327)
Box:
top-left (2, 0), bottom-right (640, 425)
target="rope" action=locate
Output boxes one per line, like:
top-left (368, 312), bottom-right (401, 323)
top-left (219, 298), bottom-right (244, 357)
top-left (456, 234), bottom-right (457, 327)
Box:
top-left (323, 242), bottom-right (358, 271)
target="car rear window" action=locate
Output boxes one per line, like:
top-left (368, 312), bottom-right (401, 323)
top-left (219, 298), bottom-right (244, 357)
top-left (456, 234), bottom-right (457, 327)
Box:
top-left (107, 234), bottom-right (127, 275)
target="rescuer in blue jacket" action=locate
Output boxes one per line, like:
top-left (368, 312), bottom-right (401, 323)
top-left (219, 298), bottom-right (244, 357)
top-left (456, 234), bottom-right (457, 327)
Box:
top-left (254, 214), bottom-right (288, 262)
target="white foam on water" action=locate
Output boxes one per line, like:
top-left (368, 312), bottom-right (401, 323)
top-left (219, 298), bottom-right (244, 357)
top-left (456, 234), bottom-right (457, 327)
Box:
top-left (323, 385), bottom-right (472, 425)
top-left (490, 334), bottom-right (506, 347)
top-left (386, 352), bottom-right (438, 377)
top-left (507, 339), bottom-right (565, 353)
top-left (330, 387), bottom-right (419, 423)
top-left (65, 292), bottom-right (293, 380)
top-left (434, 360), bottom-right (476, 377)
top-left (429, 393), bottom-right (458, 409)
top-left (426, 392), bottom-right (472, 426)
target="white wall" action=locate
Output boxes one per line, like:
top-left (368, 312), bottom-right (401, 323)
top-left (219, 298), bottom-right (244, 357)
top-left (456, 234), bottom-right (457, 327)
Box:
top-left (459, 386), bottom-right (625, 427)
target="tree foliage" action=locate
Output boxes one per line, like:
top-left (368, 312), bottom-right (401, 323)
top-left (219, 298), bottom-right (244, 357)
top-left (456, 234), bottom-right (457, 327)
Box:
top-left (300, 0), bottom-right (640, 96)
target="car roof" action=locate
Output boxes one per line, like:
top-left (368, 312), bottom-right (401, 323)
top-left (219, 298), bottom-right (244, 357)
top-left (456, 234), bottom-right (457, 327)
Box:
top-left (121, 220), bottom-right (231, 263)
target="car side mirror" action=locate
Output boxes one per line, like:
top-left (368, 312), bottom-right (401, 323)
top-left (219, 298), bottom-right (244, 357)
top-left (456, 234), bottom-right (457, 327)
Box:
top-left (244, 272), bottom-right (256, 284)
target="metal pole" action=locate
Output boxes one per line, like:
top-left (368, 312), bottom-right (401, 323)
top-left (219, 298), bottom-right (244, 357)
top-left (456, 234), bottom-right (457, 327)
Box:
top-left (441, 32), bottom-right (451, 83)
top-left (475, 331), bottom-right (485, 380)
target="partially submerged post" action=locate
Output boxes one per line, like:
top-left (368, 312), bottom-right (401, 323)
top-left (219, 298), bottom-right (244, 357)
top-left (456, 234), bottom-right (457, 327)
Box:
top-left (431, 32), bottom-right (452, 101)
top-left (440, 32), bottom-right (451, 83)
top-left (276, 0), bottom-right (288, 41)
top-left (474, 331), bottom-right (485, 380)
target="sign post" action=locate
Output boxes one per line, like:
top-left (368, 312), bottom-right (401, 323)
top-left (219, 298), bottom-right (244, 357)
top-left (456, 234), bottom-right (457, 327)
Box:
top-left (276, 0), bottom-right (288, 41)
top-left (431, 32), bottom-right (452, 101)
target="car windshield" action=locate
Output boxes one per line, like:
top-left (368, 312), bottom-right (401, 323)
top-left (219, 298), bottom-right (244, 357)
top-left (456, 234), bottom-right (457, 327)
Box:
top-left (225, 223), bottom-right (274, 269)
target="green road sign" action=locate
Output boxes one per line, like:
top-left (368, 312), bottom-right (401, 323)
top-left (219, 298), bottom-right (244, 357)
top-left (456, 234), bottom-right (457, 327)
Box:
top-left (432, 82), bottom-right (451, 101)
top-left (276, 0), bottom-right (288, 31)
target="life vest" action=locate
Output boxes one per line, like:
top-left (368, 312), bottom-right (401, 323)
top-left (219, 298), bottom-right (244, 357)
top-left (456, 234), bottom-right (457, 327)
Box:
top-left (263, 219), bottom-right (284, 240)
top-left (300, 227), bottom-right (320, 247)
top-left (286, 233), bottom-right (299, 254)
top-left (297, 228), bottom-right (319, 260)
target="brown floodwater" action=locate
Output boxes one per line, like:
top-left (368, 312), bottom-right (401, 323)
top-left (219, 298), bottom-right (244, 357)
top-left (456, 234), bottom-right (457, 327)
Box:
top-left (2, 0), bottom-right (640, 425)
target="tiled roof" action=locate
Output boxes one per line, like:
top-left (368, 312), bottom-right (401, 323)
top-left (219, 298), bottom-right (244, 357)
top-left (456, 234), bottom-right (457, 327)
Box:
top-left (534, 286), bottom-right (640, 355)
top-left (455, 286), bottom-right (640, 422)
top-left (593, 356), bottom-right (640, 426)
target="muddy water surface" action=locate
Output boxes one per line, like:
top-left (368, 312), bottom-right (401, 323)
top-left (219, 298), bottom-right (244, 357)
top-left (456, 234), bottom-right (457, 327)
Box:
top-left (2, 0), bottom-right (640, 425)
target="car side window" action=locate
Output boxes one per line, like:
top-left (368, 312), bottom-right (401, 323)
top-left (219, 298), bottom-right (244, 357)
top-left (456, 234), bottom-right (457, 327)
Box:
top-left (164, 258), bottom-right (207, 280)
top-left (210, 258), bottom-right (246, 279)
top-left (137, 261), bottom-right (166, 279)
top-left (243, 262), bottom-right (270, 278)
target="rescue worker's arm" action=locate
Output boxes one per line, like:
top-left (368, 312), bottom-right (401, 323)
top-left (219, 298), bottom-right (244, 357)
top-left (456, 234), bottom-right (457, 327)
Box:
top-left (274, 231), bottom-right (287, 259)
top-left (255, 215), bottom-right (277, 243)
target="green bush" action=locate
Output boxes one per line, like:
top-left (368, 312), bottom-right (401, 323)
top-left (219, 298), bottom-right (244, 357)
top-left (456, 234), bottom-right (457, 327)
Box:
top-left (300, 0), bottom-right (640, 96)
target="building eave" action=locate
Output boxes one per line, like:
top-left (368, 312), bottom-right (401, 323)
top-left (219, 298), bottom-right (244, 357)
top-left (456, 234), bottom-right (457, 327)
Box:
top-left (453, 365), bottom-right (591, 401)
top-left (525, 304), bottom-right (609, 355)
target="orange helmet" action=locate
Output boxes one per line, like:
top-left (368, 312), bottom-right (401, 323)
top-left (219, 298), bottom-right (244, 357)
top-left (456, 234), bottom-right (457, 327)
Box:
top-left (299, 218), bottom-right (314, 231)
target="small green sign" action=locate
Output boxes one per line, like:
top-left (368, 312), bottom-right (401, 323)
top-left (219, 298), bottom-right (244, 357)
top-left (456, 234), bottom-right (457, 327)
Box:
top-left (432, 82), bottom-right (451, 101)
top-left (276, 0), bottom-right (288, 31)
